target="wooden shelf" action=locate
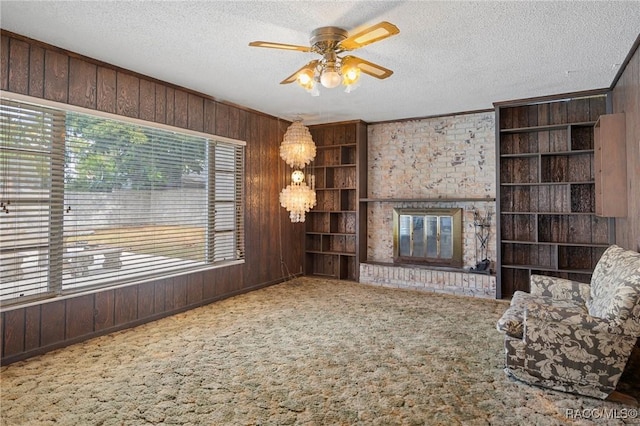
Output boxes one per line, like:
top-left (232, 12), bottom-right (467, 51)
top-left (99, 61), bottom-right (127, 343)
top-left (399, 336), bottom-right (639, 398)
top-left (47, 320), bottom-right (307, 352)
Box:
top-left (306, 250), bottom-right (356, 256)
top-left (360, 197), bottom-right (495, 203)
top-left (500, 149), bottom-right (594, 158)
top-left (501, 240), bottom-right (610, 248)
top-left (499, 152), bottom-right (539, 158)
top-left (500, 181), bottom-right (594, 186)
top-left (500, 211), bottom-right (596, 216)
top-left (496, 96), bottom-right (612, 299)
top-left (304, 122), bottom-right (366, 281)
top-left (310, 163), bottom-right (356, 169)
top-left (499, 121), bottom-right (596, 134)
top-left (315, 143), bottom-right (356, 149)
top-left (306, 231), bottom-right (354, 237)
top-left (502, 264), bottom-right (593, 274)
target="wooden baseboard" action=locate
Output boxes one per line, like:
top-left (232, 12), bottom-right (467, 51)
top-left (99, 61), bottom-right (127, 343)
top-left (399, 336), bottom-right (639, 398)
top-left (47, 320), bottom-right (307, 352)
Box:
top-left (606, 391), bottom-right (639, 406)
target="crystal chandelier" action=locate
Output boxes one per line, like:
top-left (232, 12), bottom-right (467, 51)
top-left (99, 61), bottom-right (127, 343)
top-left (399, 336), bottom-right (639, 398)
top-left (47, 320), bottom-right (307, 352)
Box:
top-left (279, 170), bottom-right (316, 222)
top-left (279, 121), bottom-right (317, 223)
top-left (279, 120), bottom-right (316, 168)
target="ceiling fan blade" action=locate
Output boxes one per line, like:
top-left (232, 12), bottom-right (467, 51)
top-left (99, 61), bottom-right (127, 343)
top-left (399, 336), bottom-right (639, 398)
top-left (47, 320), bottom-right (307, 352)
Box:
top-left (339, 21), bottom-right (399, 50)
top-left (249, 41), bottom-right (311, 52)
top-left (343, 55), bottom-right (393, 79)
top-left (280, 60), bottom-right (319, 84)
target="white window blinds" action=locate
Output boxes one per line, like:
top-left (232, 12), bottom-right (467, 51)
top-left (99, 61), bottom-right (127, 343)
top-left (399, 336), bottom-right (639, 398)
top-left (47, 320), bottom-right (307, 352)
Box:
top-left (212, 143), bottom-right (245, 262)
top-left (0, 97), bottom-right (244, 305)
top-left (1, 101), bottom-right (65, 301)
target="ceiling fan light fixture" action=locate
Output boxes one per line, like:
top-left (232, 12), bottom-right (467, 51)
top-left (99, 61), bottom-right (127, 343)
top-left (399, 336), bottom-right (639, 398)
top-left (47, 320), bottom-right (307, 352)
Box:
top-left (296, 67), bottom-right (319, 95)
top-left (341, 58), bottom-right (361, 87)
top-left (343, 66), bottom-right (360, 83)
top-left (250, 21), bottom-right (399, 94)
top-left (320, 67), bottom-right (342, 89)
top-left (296, 68), bottom-right (315, 88)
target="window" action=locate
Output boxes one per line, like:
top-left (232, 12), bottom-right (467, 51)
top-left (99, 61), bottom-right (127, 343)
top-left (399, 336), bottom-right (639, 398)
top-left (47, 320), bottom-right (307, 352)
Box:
top-left (393, 208), bottom-right (463, 267)
top-left (0, 96), bottom-right (245, 305)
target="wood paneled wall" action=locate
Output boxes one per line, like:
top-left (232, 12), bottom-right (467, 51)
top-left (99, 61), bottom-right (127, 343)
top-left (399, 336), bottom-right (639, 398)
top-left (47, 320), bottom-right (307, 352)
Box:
top-left (611, 39), bottom-right (640, 251)
top-left (0, 31), bottom-right (304, 364)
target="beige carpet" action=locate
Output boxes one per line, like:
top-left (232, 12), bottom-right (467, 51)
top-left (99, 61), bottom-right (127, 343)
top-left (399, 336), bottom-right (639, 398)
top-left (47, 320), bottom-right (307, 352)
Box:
top-left (1, 277), bottom-right (638, 425)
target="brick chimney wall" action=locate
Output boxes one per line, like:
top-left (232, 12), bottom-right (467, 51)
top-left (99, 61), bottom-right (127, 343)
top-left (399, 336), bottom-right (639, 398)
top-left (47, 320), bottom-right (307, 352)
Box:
top-left (361, 111), bottom-right (497, 298)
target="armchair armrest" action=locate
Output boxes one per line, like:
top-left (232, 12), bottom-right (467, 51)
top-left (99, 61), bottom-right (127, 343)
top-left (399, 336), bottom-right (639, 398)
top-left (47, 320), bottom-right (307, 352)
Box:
top-left (530, 274), bottom-right (591, 304)
top-left (520, 299), bottom-right (637, 397)
top-left (524, 300), bottom-right (624, 335)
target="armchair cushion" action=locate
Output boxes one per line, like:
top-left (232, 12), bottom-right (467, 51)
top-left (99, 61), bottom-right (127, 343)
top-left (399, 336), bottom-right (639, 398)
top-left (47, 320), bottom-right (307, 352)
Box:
top-left (524, 300), bottom-right (623, 335)
top-left (530, 274), bottom-right (591, 304)
top-left (587, 245), bottom-right (640, 332)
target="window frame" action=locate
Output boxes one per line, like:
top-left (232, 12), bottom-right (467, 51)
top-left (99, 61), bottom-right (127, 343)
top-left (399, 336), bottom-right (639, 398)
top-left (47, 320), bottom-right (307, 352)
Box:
top-left (0, 91), bottom-right (245, 306)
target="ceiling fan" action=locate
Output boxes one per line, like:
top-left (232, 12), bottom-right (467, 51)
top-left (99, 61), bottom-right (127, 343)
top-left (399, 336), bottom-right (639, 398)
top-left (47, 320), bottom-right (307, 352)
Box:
top-left (249, 21), bottom-right (399, 95)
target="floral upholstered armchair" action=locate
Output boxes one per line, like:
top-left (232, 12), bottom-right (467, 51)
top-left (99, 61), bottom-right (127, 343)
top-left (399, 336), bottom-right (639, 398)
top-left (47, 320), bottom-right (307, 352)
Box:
top-left (496, 244), bottom-right (640, 399)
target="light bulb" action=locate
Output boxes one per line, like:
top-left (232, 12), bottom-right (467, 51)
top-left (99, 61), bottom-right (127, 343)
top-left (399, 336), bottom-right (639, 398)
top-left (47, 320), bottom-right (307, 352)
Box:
top-left (320, 70), bottom-right (341, 88)
top-left (291, 170), bottom-right (305, 183)
top-left (296, 69), bottom-right (315, 90)
top-left (297, 69), bottom-right (313, 85)
top-left (342, 66), bottom-right (360, 86)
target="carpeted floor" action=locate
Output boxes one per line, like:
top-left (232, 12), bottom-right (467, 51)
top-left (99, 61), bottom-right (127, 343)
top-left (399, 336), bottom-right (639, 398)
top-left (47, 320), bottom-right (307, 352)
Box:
top-left (1, 277), bottom-right (638, 425)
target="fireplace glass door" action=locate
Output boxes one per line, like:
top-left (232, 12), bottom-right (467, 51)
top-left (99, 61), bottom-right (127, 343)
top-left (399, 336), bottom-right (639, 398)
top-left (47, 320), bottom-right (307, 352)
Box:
top-left (394, 208), bottom-right (462, 267)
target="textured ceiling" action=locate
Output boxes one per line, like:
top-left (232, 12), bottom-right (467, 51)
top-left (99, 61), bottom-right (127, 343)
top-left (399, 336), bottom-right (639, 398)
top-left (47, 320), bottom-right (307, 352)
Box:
top-left (1, 1), bottom-right (639, 125)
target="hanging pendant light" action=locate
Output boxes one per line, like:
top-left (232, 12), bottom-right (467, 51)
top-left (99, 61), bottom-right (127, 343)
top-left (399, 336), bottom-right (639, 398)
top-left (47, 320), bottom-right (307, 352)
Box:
top-left (279, 120), bottom-right (316, 169)
top-left (279, 170), bottom-right (316, 223)
top-left (279, 120), bottom-right (317, 222)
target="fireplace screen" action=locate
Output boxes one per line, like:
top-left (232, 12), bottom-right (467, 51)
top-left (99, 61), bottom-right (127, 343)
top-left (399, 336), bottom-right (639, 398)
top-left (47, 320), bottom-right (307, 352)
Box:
top-left (393, 208), bottom-right (463, 267)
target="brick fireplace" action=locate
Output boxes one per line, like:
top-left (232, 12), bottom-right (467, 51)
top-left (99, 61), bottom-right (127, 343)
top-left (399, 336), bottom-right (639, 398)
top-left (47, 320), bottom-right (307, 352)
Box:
top-left (360, 111), bottom-right (497, 298)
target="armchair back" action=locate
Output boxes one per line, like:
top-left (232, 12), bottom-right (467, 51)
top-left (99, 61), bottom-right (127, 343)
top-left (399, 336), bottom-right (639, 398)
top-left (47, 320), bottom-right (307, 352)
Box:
top-left (587, 245), bottom-right (640, 334)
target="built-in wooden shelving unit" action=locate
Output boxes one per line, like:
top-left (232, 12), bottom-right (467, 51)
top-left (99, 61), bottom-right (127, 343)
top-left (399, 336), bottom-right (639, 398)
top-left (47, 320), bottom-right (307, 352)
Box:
top-left (496, 95), bottom-right (614, 298)
top-left (305, 121), bottom-right (367, 281)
